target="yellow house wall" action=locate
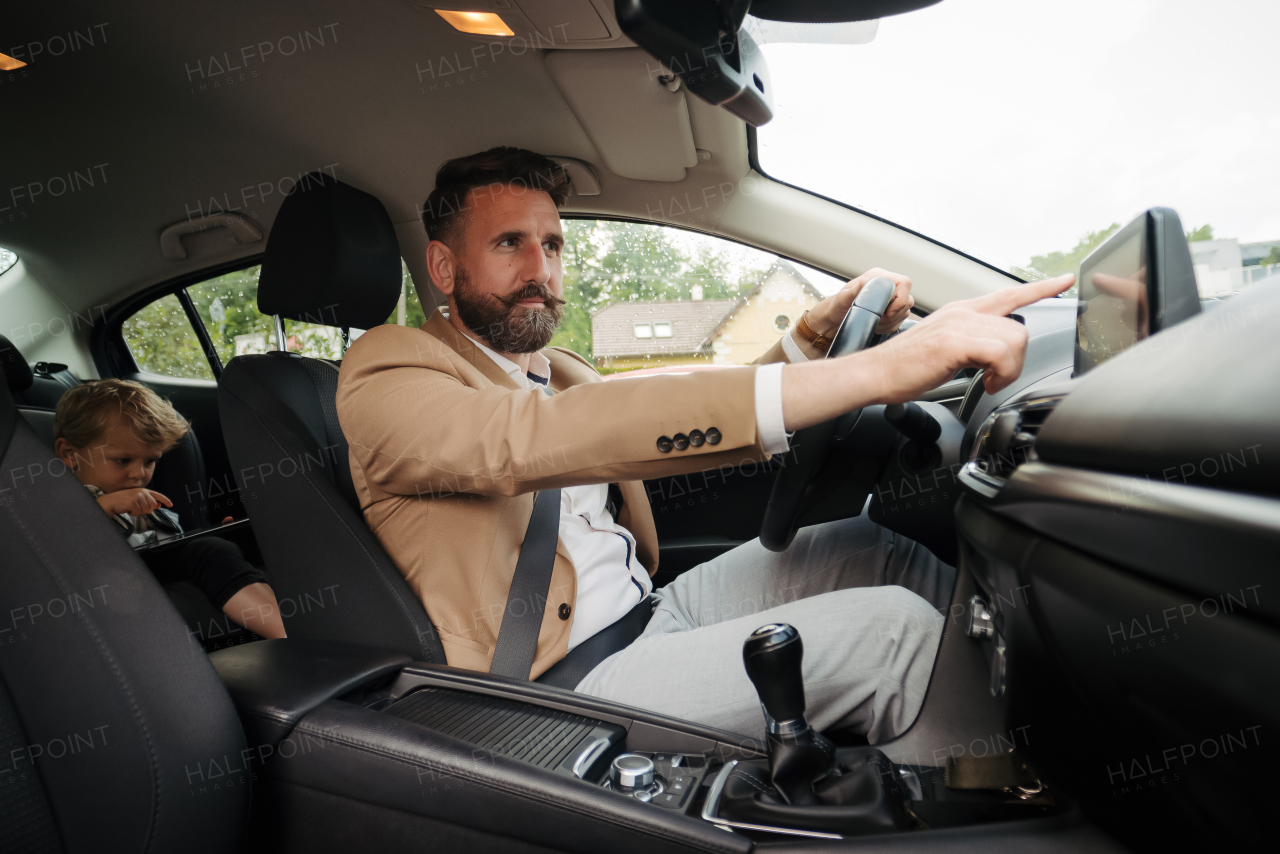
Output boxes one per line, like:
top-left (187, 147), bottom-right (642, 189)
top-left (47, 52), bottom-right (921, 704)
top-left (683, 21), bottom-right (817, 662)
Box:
top-left (711, 273), bottom-right (819, 365)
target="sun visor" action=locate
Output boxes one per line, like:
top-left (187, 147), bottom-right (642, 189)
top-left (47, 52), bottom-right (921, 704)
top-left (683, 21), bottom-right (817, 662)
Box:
top-left (545, 49), bottom-right (697, 182)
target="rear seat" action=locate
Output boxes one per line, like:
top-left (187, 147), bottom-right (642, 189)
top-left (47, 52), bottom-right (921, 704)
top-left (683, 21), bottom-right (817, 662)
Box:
top-left (1, 332), bottom-right (261, 653)
top-left (1, 334), bottom-right (211, 531)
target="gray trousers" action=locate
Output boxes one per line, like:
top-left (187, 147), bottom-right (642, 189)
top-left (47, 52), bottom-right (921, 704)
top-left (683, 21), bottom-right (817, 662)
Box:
top-left (574, 515), bottom-right (955, 743)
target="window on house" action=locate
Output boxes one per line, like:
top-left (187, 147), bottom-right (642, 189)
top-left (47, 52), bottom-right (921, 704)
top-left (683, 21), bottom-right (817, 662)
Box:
top-left (633, 323), bottom-right (653, 338)
top-left (653, 321), bottom-right (673, 338)
top-left (774, 314), bottom-right (791, 333)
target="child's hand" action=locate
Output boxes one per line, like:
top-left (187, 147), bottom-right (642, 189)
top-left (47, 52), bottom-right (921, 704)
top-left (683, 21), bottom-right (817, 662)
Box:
top-left (97, 488), bottom-right (173, 518)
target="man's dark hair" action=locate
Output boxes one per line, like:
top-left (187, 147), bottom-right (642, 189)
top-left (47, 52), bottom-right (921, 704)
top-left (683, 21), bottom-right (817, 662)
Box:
top-left (422, 147), bottom-right (572, 244)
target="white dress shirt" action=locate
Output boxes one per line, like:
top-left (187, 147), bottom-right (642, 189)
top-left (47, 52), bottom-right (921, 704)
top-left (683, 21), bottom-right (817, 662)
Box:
top-left (469, 333), bottom-right (807, 648)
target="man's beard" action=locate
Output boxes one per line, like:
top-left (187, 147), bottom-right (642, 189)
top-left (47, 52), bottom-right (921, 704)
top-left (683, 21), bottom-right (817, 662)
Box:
top-left (451, 265), bottom-right (566, 354)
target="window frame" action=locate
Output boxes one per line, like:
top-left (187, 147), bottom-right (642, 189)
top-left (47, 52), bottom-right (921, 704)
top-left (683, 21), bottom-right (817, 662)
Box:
top-left (95, 255), bottom-right (263, 381)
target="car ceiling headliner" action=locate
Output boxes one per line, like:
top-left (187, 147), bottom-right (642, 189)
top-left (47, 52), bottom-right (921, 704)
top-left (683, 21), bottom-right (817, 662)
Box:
top-left (3, 0), bottom-right (756, 314)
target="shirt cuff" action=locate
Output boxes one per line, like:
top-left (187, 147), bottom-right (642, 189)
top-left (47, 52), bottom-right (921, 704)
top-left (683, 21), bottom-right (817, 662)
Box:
top-left (754, 362), bottom-right (790, 456)
top-left (780, 329), bottom-right (812, 364)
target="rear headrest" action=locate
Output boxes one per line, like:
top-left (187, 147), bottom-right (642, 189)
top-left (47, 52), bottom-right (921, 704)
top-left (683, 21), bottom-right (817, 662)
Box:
top-left (0, 334), bottom-right (34, 393)
top-left (258, 171), bottom-right (402, 330)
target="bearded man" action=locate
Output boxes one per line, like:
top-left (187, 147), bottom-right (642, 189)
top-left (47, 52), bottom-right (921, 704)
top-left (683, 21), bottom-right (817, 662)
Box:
top-left (335, 147), bottom-right (1070, 741)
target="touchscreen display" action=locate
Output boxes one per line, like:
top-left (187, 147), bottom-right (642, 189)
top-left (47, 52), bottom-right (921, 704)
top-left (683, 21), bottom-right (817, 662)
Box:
top-left (1074, 216), bottom-right (1148, 376)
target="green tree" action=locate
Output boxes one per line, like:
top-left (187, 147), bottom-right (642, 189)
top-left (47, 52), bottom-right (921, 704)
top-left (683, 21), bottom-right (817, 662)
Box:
top-left (122, 294), bottom-right (215, 379)
top-left (550, 221), bottom-right (773, 360)
top-left (1013, 224), bottom-right (1121, 293)
top-left (386, 260), bottom-right (429, 328)
top-left (1184, 224), bottom-right (1215, 243)
top-left (1259, 245), bottom-right (1280, 266)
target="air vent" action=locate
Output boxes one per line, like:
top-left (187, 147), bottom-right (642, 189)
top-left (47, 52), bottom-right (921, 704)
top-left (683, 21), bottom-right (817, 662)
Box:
top-left (960, 394), bottom-right (1065, 498)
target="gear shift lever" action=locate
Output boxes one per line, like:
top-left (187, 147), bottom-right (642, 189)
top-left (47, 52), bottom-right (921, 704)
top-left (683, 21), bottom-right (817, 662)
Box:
top-left (743, 623), bottom-right (808, 733)
top-left (743, 624), bottom-right (836, 804)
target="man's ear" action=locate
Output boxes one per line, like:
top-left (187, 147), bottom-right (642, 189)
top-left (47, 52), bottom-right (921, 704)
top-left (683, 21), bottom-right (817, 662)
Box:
top-left (426, 240), bottom-right (457, 296)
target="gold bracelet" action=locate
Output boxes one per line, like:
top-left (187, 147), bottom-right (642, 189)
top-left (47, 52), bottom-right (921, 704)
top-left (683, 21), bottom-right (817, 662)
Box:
top-left (795, 311), bottom-right (832, 354)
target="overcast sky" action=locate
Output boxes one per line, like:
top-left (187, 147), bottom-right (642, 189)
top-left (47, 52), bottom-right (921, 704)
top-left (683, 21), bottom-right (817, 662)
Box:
top-left (756, 0), bottom-right (1280, 274)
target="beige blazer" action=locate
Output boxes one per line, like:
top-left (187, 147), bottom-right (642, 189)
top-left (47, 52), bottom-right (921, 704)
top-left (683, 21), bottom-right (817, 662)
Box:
top-left (336, 309), bottom-right (816, 677)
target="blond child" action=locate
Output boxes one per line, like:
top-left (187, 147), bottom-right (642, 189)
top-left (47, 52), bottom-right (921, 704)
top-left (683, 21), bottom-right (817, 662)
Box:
top-left (53, 379), bottom-right (286, 639)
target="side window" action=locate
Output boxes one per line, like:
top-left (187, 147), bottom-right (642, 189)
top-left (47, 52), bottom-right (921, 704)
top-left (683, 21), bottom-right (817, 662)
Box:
top-left (185, 266), bottom-right (276, 362)
top-left (558, 221), bottom-right (843, 375)
top-left (127, 260), bottom-right (427, 376)
top-left (186, 263), bottom-right (425, 360)
top-left (122, 293), bottom-right (215, 380)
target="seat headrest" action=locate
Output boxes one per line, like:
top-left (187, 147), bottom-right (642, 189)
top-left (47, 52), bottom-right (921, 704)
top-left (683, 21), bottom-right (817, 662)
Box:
top-left (258, 172), bottom-right (403, 330)
top-left (0, 334), bottom-right (34, 393)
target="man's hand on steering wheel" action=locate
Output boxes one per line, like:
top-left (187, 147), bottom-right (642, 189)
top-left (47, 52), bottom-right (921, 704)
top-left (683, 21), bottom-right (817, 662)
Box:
top-left (805, 268), bottom-right (917, 339)
top-left (781, 274), bottom-right (1075, 431)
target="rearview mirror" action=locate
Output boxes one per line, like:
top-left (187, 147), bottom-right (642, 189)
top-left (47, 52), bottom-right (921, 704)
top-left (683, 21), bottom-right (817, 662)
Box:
top-left (1074, 207), bottom-right (1202, 376)
top-left (615, 0), bottom-right (773, 126)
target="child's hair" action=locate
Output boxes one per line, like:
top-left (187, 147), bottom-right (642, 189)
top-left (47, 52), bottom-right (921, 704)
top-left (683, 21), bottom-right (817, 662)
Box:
top-left (54, 379), bottom-right (190, 451)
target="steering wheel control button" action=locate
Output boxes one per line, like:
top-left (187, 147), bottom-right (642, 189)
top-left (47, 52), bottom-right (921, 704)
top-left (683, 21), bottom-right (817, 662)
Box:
top-left (705, 427), bottom-right (722, 445)
top-left (672, 433), bottom-right (689, 451)
top-left (656, 436), bottom-right (674, 453)
top-left (611, 754), bottom-right (656, 790)
top-left (688, 430), bottom-right (705, 447)
top-left (558, 603), bottom-right (571, 621)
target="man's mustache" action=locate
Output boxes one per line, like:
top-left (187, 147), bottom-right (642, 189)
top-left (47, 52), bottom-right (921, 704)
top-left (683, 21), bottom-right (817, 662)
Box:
top-left (494, 283), bottom-right (566, 311)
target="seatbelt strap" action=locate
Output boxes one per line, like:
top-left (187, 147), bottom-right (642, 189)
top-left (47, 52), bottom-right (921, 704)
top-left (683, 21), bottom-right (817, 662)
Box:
top-left (489, 488), bottom-right (562, 680)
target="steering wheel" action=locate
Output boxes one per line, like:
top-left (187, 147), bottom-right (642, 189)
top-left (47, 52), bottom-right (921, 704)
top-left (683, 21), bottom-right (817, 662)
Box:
top-left (759, 277), bottom-right (898, 552)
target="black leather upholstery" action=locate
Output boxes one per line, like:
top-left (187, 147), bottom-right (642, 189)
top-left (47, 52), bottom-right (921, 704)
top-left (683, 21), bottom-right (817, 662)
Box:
top-left (263, 699), bottom-right (752, 854)
top-left (210, 638), bottom-right (409, 751)
top-left (258, 171), bottom-right (402, 331)
top-left (0, 381), bottom-right (249, 852)
top-left (219, 352), bottom-right (446, 662)
top-left (1, 333), bottom-right (34, 392)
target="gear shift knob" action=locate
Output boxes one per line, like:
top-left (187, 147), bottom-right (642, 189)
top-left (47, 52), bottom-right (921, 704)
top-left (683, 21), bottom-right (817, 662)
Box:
top-left (743, 623), bottom-right (807, 731)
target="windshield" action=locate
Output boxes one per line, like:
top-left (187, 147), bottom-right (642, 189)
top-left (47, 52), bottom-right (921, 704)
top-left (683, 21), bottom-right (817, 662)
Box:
top-left (756, 0), bottom-right (1280, 299)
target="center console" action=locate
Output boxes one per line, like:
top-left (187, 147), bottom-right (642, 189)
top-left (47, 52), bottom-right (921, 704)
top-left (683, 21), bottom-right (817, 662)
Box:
top-left (211, 634), bottom-right (1118, 854)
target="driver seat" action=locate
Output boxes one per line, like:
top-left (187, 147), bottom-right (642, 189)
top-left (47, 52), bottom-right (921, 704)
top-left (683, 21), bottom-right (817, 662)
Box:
top-left (217, 171), bottom-right (447, 663)
top-left (217, 173), bottom-right (643, 686)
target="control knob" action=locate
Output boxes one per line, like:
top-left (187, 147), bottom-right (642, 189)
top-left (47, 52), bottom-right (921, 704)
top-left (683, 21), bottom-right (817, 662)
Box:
top-left (610, 754), bottom-right (656, 792)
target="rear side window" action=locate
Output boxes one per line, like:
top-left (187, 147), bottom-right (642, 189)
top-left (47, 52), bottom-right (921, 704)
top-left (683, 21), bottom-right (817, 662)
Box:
top-left (121, 261), bottom-right (424, 377)
top-left (122, 293), bottom-right (215, 380)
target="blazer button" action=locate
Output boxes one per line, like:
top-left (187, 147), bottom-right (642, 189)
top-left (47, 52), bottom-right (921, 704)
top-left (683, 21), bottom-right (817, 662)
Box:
top-left (688, 429), bottom-right (705, 447)
top-left (672, 433), bottom-right (689, 451)
top-left (558, 603), bottom-right (572, 620)
top-left (656, 436), bottom-right (674, 453)
top-left (705, 427), bottom-right (722, 445)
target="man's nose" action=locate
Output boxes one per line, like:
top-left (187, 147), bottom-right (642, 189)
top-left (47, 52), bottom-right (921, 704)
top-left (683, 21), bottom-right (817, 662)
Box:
top-left (517, 242), bottom-right (551, 286)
